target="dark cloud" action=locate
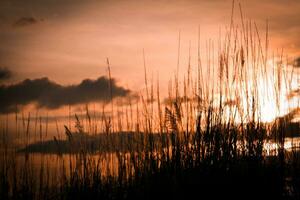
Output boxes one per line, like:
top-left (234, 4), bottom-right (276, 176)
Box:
top-left (0, 67), bottom-right (12, 80)
top-left (13, 17), bottom-right (38, 27)
top-left (0, 76), bottom-right (131, 113)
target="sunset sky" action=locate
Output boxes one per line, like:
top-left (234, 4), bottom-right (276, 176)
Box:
top-left (0, 0), bottom-right (299, 116)
top-left (1, 2), bottom-right (300, 198)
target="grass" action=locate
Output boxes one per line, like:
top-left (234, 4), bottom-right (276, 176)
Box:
top-left (0, 2), bottom-right (300, 199)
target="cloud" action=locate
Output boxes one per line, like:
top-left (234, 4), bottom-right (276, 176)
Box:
top-left (0, 76), bottom-right (131, 113)
top-left (0, 68), bottom-right (12, 80)
top-left (13, 17), bottom-right (38, 27)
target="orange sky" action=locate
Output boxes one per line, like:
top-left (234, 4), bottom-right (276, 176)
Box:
top-left (0, 0), bottom-right (299, 86)
top-left (0, 0), bottom-right (299, 117)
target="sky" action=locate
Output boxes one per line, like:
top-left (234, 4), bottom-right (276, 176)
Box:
top-left (0, 0), bottom-right (299, 117)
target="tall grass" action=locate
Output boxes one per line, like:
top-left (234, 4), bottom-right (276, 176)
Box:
top-left (0, 3), bottom-right (300, 199)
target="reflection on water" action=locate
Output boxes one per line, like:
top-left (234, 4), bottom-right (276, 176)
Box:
top-left (17, 153), bottom-right (120, 177)
top-left (264, 137), bottom-right (300, 155)
top-left (0, 151), bottom-right (123, 188)
top-left (1, 137), bottom-right (300, 188)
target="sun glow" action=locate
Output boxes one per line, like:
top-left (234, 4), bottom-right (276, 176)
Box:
top-left (220, 59), bottom-right (299, 124)
top-left (256, 62), bottom-right (299, 123)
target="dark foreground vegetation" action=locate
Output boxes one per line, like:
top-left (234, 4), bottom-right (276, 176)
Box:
top-left (1, 118), bottom-right (300, 200)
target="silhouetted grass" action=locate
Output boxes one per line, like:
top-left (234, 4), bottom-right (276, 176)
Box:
top-left (0, 2), bottom-right (300, 200)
